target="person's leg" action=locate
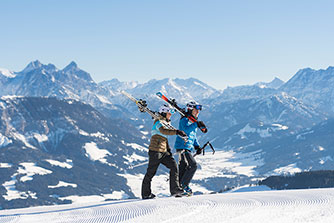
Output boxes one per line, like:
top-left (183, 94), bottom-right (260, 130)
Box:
top-left (141, 151), bottom-right (162, 198)
top-left (161, 153), bottom-right (182, 195)
top-left (179, 151), bottom-right (197, 187)
top-left (178, 152), bottom-right (186, 185)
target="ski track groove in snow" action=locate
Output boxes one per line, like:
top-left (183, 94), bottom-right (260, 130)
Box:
top-left (1, 188), bottom-right (334, 223)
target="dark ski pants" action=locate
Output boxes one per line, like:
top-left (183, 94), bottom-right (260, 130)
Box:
top-left (178, 150), bottom-right (197, 187)
top-left (141, 150), bottom-right (181, 198)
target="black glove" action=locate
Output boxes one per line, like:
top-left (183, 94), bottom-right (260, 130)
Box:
top-left (137, 99), bottom-right (147, 112)
top-left (194, 145), bottom-right (202, 155)
top-left (197, 121), bottom-right (207, 133)
top-left (170, 98), bottom-right (178, 107)
top-left (176, 130), bottom-right (187, 137)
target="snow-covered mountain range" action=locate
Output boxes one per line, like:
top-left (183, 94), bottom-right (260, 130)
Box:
top-left (1, 61), bottom-right (334, 209)
top-left (280, 66), bottom-right (334, 115)
top-left (0, 96), bottom-right (149, 209)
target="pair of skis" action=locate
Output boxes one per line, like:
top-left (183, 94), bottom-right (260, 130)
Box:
top-left (121, 90), bottom-right (214, 155)
top-left (156, 92), bottom-right (208, 133)
top-left (155, 92), bottom-right (215, 155)
top-left (121, 91), bottom-right (189, 142)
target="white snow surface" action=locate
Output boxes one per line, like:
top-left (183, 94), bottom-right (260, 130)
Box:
top-left (1, 188), bottom-right (334, 223)
top-left (270, 163), bottom-right (302, 176)
top-left (33, 133), bottom-right (48, 143)
top-left (11, 132), bottom-right (36, 149)
top-left (58, 191), bottom-right (129, 204)
top-left (2, 163), bottom-right (51, 201)
top-left (0, 133), bottom-right (12, 148)
top-left (0, 68), bottom-right (16, 78)
top-left (83, 142), bottom-right (111, 164)
top-left (0, 163), bottom-right (12, 168)
top-left (17, 162), bottom-right (52, 182)
top-left (48, 181), bottom-right (77, 189)
top-left (236, 124), bottom-right (272, 138)
top-left (45, 159), bottom-right (73, 169)
top-left (120, 150), bottom-right (263, 198)
top-left (123, 141), bottom-right (147, 152)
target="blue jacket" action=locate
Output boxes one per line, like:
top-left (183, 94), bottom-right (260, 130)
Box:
top-left (174, 117), bottom-right (200, 152)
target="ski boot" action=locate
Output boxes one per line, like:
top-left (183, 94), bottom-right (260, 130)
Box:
top-left (142, 193), bottom-right (156, 199)
top-left (183, 185), bottom-right (193, 196)
top-left (172, 190), bottom-right (188, 198)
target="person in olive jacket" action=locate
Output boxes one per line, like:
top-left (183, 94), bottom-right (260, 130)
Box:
top-left (141, 104), bottom-right (187, 199)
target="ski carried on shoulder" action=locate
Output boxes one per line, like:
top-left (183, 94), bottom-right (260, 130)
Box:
top-left (156, 92), bottom-right (208, 133)
top-left (121, 91), bottom-right (188, 142)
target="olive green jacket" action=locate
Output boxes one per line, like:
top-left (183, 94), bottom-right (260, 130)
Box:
top-left (148, 119), bottom-right (177, 153)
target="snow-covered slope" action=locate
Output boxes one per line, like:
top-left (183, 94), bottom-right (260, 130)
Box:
top-left (0, 188), bottom-right (333, 223)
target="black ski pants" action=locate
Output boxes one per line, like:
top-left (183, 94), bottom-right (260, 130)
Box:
top-left (141, 150), bottom-right (181, 198)
top-left (178, 150), bottom-right (197, 187)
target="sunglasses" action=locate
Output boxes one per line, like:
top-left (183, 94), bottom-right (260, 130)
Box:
top-left (194, 105), bottom-right (202, 110)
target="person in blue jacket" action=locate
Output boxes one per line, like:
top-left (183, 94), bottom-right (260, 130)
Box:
top-left (174, 101), bottom-right (207, 195)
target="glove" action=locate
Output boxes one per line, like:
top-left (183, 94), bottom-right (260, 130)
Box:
top-left (176, 130), bottom-right (187, 137)
top-left (197, 121), bottom-right (207, 133)
top-left (170, 98), bottom-right (178, 107)
top-left (137, 99), bottom-right (147, 112)
top-left (194, 145), bottom-right (202, 155)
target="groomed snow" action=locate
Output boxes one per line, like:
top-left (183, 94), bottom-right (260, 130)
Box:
top-left (1, 188), bottom-right (333, 223)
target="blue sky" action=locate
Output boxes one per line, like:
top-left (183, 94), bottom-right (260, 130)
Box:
top-left (1, 0), bottom-right (334, 90)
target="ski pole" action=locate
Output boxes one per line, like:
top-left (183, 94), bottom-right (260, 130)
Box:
top-left (193, 141), bottom-right (215, 157)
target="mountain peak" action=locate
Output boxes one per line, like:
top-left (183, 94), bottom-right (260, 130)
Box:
top-left (63, 61), bottom-right (78, 71)
top-left (62, 61), bottom-right (93, 82)
top-left (254, 77), bottom-right (284, 90)
top-left (326, 66), bottom-right (334, 71)
top-left (22, 60), bottom-right (43, 73)
top-left (267, 77), bottom-right (285, 89)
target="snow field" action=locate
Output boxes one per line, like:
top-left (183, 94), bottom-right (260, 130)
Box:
top-left (1, 188), bottom-right (333, 223)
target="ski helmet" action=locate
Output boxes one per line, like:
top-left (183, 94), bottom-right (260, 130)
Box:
top-left (159, 104), bottom-right (174, 114)
top-left (186, 101), bottom-right (202, 111)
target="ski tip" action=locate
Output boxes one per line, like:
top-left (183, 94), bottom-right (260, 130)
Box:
top-left (156, 92), bottom-right (162, 97)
